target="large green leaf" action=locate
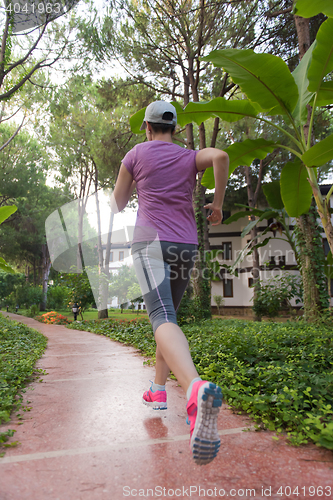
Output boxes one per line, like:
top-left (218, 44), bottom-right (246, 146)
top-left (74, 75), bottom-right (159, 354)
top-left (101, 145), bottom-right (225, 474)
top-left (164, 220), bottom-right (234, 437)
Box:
top-left (129, 108), bottom-right (146, 134)
top-left (177, 97), bottom-right (258, 127)
top-left (263, 181), bottom-right (284, 210)
top-left (294, 0), bottom-right (333, 18)
top-left (0, 257), bottom-right (15, 274)
top-left (307, 19), bottom-right (333, 94)
top-left (129, 98), bottom-right (257, 134)
top-left (223, 207), bottom-right (265, 225)
top-left (201, 138), bottom-right (277, 189)
top-left (280, 160), bottom-right (312, 217)
top-left (292, 43), bottom-right (315, 125)
top-left (302, 133), bottom-right (333, 167)
top-left (0, 205), bottom-right (17, 225)
top-left (223, 211), bottom-right (251, 225)
top-left (314, 81), bottom-right (333, 106)
top-left (328, 251), bottom-right (333, 266)
top-left (202, 49), bottom-right (299, 116)
top-left (241, 211), bottom-right (277, 238)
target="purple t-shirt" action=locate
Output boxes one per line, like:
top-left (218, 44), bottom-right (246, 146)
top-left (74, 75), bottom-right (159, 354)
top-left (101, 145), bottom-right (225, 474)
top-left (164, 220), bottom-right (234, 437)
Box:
top-left (122, 141), bottom-right (198, 244)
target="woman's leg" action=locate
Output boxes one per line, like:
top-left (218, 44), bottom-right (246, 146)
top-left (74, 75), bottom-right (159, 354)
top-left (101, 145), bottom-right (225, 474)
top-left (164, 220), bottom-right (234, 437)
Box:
top-left (151, 242), bottom-right (199, 392)
top-left (154, 243), bottom-right (199, 393)
top-left (132, 241), bottom-right (199, 392)
top-left (154, 345), bottom-right (170, 386)
top-left (155, 322), bottom-right (199, 393)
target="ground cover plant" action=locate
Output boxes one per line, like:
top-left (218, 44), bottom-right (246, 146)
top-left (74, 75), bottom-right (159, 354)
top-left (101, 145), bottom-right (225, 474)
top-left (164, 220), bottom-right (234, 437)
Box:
top-left (0, 314), bottom-right (47, 454)
top-left (68, 318), bottom-right (333, 450)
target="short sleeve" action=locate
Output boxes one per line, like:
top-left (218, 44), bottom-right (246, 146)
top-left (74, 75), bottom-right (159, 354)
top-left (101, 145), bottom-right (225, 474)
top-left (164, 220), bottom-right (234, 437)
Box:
top-left (192, 149), bottom-right (199, 174)
top-left (122, 146), bottom-right (137, 176)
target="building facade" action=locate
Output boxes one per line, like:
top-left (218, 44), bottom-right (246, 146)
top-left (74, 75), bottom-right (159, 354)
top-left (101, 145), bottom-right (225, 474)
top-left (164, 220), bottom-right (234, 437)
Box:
top-left (209, 187), bottom-right (333, 313)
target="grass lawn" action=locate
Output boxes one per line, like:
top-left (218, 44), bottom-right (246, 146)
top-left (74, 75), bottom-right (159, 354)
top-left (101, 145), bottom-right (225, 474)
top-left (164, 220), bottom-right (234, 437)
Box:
top-left (14, 308), bottom-right (148, 322)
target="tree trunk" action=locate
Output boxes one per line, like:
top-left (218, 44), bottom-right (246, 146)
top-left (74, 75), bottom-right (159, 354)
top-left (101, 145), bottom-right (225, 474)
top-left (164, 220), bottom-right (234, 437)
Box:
top-left (77, 197), bottom-right (84, 273)
top-left (189, 59), bottom-right (212, 319)
top-left (244, 165), bottom-right (262, 321)
top-left (33, 259), bottom-right (36, 286)
top-left (40, 244), bottom-right (51, 311)
top-left (295, 210), bottom-right (329, 320)
top-left (93, 181), bottom-right (109, 320)
top-left (294, 16), bottom-right (310, 58)
top-left (192, 170), bottom-right (211, 319)
top-left (98, 205), bottom-right (114, 320)
top-left (294, 14), bottom-right (329, 320)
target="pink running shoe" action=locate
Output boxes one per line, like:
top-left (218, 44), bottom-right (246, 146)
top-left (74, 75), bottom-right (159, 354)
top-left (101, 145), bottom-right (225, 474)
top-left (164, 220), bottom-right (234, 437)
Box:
top-left (186, 380), bottom-right (222, 465)
top-left (142, 383), bottom-right (167, 410)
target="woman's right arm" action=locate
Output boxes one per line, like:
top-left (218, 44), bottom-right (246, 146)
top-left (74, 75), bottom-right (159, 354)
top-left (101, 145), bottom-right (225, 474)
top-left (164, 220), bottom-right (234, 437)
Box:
top-left (110, 163), bottom-right (136, 213)
top-left (195, 148), bottom-right (229, 226)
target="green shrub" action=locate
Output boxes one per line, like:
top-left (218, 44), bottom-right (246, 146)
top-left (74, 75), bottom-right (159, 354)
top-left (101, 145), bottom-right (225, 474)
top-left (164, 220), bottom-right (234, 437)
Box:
top-left (68, 317), bottom-right (333, 450)
top-left (15, 284), bottom-right (43, 309)
top-left (177, 283), bottom-right (204, 325)
top-left (0, 314), bottom-right (47, 425)
top-left (252, 273), bottom-right (302, 319)
top-left (26, 304), bottom-right (40, 318)
top-left (46, 285), bottom-right (70, 310)
top-left (0, 272), bottom-right (25, 302)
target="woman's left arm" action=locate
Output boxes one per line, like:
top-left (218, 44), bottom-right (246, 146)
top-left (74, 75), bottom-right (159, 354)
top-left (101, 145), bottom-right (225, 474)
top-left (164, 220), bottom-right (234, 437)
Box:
top-left (110, 163), bottom-right (136, 213)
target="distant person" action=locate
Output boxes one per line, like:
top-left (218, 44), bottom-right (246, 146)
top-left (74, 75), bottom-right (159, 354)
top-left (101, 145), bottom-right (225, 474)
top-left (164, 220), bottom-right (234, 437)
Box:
top-left (111, 101), bottom-right (229, 465)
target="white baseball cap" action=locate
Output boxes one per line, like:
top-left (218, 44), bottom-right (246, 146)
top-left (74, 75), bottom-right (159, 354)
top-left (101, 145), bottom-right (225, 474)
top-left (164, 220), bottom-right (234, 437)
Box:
top-left (140, 101), bottom-right (177, 130)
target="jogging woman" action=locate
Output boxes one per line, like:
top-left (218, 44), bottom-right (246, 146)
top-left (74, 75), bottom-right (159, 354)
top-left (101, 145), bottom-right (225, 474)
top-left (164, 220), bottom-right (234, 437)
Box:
top-left (111, 101), bottom-right (229, 465)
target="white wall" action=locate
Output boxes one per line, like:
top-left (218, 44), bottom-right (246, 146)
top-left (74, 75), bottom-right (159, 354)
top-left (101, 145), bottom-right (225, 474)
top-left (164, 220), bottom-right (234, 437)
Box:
top-left (209, 200), bottom-right (333, 308)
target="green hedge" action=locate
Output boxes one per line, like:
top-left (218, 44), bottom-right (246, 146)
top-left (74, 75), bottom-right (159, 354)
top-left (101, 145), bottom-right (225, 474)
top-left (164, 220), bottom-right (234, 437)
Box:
top-left (68, 318), bottom-right (333, 450)
top-left (0, 314), bottom-right (47, 425)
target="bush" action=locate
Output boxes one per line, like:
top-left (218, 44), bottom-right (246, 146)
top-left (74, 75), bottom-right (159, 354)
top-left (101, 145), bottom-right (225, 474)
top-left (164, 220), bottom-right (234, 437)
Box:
top-left (46, 285), bottom-right (70, 310)
top-left (177, 283), bottom-right (204, 325)
top-left (26, 304), bottom-right (40, 318)
top-left (252, 273), bottom-right (302, 319)
top-left (68, 317), bottom-right (333, 450)
top-left (15, 284), bottom-right (43, 309)
top-left (0, 272), bottom-right (25, 302)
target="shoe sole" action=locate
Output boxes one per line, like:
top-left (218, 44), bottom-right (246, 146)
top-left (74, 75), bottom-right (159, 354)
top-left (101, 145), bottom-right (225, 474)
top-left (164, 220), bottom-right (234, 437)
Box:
top-left (190, 382), bottom-right (222, 465)
top-left (142, 398), bottom-right (167, 410)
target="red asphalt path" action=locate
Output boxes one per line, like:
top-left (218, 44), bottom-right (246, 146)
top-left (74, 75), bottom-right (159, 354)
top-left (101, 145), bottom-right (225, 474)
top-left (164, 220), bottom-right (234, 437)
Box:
top-left (0, 312), bottom-right (332, 500)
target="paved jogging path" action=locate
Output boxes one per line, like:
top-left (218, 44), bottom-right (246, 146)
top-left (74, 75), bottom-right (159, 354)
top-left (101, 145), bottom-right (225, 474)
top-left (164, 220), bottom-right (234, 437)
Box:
top-left (0, 313), bottom-right (332, 500)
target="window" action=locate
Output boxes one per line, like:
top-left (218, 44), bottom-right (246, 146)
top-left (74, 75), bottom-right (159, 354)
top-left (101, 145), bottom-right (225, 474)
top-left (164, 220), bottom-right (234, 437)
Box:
top-left (119, 251), bottom-right (124, 261)
top-left (248, 277), bottom-right (254, 288)
top-left (221, 242), bottom-right (232, 260)
top-left (223, 279), bottom-right (233, 297)
top-left (278, 255), bottom-right (286, 266)
top-left (269, 256), bottom-right (276, 266)
top-left (323, 239), bottom-right (330, 257)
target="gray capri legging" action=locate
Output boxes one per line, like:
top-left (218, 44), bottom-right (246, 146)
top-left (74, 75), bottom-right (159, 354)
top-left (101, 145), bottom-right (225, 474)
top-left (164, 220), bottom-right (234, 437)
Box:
top-left (131, 240), bottom-right (198, 333)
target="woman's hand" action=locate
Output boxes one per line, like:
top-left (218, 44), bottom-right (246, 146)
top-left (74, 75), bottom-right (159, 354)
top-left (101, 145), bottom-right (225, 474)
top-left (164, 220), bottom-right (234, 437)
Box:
top-left (204, 203), bottom-right (223, 226)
